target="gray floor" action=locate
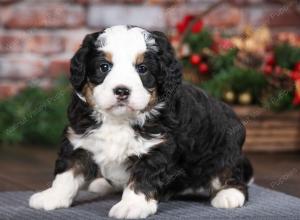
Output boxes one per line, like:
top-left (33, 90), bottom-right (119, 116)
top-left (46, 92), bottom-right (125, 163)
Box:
top-left (1, 185), bottom-right (300, 220)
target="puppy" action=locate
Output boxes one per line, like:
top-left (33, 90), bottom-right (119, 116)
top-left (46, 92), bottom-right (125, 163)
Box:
top-left (29, 25), bottom-right (253, 219)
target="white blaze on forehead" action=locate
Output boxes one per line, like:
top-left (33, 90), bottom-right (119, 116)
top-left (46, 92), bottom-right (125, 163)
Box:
top-left (97, 25), bottom-right (149, 62)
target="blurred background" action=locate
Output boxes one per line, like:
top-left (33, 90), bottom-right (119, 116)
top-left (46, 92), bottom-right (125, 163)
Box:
top-left (0, 0), bottom-right (299, 197)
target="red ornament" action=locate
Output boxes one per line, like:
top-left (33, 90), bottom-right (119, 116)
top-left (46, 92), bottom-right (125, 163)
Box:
top-left (294, 61), bottom-right (300, 72)
top-left (263, 65), bottom-right (273, 75)
top-left (198, 63), bottom-right (209, 74)
top-left (191, 20), bottom-right (203, 33)
top-left (183, 15), bottom-right (195, 24)
top-left (176, 21), bottom-right (187, 34)
top-left (176, 15), bottom-right (195, 34)
top-left (190, 54), bottom-right (201, 65)
top-left (290, 71), bottom-right (300, 81)
top-left (292, 93), bottom-right (300, 106)
top-left (265, 54), bottom-right (275, 66)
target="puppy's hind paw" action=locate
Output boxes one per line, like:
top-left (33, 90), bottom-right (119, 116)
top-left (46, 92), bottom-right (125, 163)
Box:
top-left (211, 188), bottom-right (245, 209)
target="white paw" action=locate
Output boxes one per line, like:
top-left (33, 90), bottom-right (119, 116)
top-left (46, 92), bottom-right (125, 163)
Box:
top-left (88, 178), bottom-right (115, 196)
top-left (211, 188), bottom-right (245, 209)
top-left (29, 188), bottom-right (72, 211)
top-left (109, 199), bottom-right (157, 219)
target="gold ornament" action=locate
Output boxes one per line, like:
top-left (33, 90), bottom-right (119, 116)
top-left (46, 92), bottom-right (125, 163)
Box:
top-left (238, 92), bottom-right (252, 105)
top-left (223, 90), bottom-right (235, 103)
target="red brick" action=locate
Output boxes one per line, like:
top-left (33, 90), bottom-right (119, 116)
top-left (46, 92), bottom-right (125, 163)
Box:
top-left (75, 0), bottom-right (144, 4)
top-left (0, 0), bottom-right (21, 5)
top-left (0, 57), bottom-right (46, 80)
top-left (0, 33), bottom-right (24, 53)
top-left (65, 36), bottom-right (82, 52)
top-left (0, 6), bottom-right (10, 26)
top-left (30, 78), bottom-right (54, 91)
top-left (87, 5), bottom-right (165, 29)
top-left (3, 3), bottom-right (85, 29)
top-left (74, 0), bottom-right (103, 4)
top-left (26, 34), bottom-right (65, 55)
top-left (64, 30), bottom-right (89, 52)
top-left (49, 58), bottom-right (70, 78)
top-left (204, 5), bottom-right (242, 28)
top-left (265, 8), bottom-right (300, 27)
top-left (0, 81), bottom-right (26, 99)
top-left (226, 0), bottom-right (263, 5)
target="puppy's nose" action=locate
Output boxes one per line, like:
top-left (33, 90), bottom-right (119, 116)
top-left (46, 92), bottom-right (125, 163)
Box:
top-left (113, 86), bottom-right (130, 100)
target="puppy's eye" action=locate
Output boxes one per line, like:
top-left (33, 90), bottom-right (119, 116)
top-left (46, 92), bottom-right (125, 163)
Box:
top-left (136, 64), bottom-right (148, 75)
top-left (99, 63), bottom-right (111, 73)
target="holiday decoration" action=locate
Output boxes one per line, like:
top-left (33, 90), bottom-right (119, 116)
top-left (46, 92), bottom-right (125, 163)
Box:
top-left (173, 12), bottom-right (300, 111)
top-left (238, 92), bottom-right (252, 105)
top-left (191, 20), bottom-right (203, 33)
top-left (294, 62), bottom-right (300, 72)
top-left (263, 64), bottom-right (273, 75)
top-left (293, 80), bottom-right (300, 105)
top-left (198, 63), bottom-right (209, 74)
top-left (190, 54), bottom-right (201, 65)
top-left (223, 90), bottom-right (235, 103)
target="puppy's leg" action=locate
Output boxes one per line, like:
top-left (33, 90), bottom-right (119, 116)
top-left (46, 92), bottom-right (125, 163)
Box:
top-left (210, 168), bottom-right (248, 209)
top-left (29, 148), bottom-right (98, 211)
top-left (29, 169), bottom-right (84, 211)
top-left (109, 143), bottom-right (183, 219)
top-left (109, 184), bottom-right (158, 219)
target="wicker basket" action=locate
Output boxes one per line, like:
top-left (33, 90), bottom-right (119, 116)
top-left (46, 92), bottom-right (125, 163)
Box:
top-left (233, 106), bottom-right (300, 152)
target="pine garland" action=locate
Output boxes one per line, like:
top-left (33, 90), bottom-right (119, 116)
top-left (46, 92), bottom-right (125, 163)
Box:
top-left (0, 78), bottom-right (70, 146)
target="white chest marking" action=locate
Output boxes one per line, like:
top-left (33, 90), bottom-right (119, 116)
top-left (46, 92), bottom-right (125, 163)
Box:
top-left (68, 120), bottom-right (163, 188)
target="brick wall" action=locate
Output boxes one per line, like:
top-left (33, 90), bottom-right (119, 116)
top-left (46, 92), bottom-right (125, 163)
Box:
top-left (0, 0), bottom-right (299, 98)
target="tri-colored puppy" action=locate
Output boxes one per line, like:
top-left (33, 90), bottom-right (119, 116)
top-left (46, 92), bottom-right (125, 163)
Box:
top-left (29, 25), bottom-right (253, 219)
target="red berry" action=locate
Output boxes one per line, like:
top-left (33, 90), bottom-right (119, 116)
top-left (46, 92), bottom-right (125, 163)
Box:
top-left (192, 20), bottom-right (203, 33)
top-left (190, 54), bottom-right (201, 65)
top-left (198, 63), bottom-right (209, 74)
top-left (176, 21), bottom-right (187, 34)
top-left (263, 65), bottom-right (273, 75)
top-left (290, 71), bottom-right (300, 81)
top-left (265, 54), bottom-right (275, 66)
top-left (294, 61), bottom-right (300, 72)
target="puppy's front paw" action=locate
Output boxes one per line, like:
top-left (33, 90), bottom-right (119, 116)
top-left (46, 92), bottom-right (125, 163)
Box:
top-left (109, 199), bottom-right (157, 219)
top-left (211, 188), bottom-right (245, 209)
top-left (29, 188), bottom-right (72, 211)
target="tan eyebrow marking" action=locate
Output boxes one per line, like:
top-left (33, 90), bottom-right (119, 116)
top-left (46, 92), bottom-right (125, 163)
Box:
top-left (135, 53), bottom-right (144, 65)
top-left (104, 51), bottom-right (113, 63)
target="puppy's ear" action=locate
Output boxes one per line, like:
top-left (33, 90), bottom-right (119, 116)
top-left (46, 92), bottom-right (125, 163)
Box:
top-left (150, 31), bottom-right (182, 103)
top-left (70, 32), bottom-right (99, 92)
